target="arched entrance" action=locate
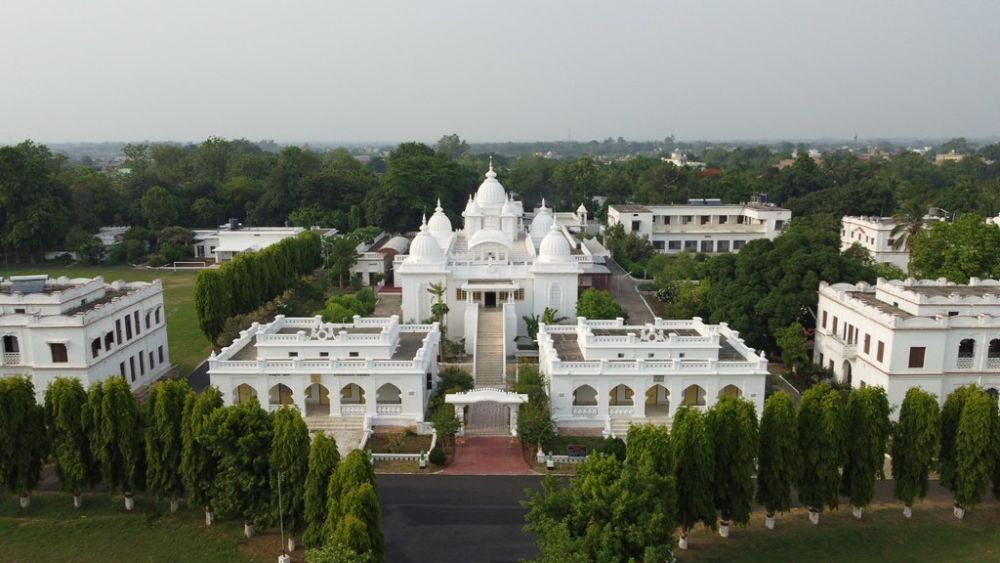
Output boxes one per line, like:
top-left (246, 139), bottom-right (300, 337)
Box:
top-left (376, 383), bottom-right (403, 416)
top-left (681, 384), bottom-right (706, 407)
top-left (646, 384), bottom-right (670, 417)
top-left (234, 383), bottom-right (257, 405)
top-left (305, 383), bottom-right (330, 416)
top-left (842, 361), bottom-right (853, 387)
top-left (445, 388), bottom-right (529, 437)
top-left (718, 384), bottom-right (742, 399)
top-left (269, 383), bottom-right (294, 409)
top-left (340, 383), bottom-right (366, 416)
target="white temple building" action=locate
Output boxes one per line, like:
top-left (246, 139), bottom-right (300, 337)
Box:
top-left (394, 162), bottom-right (606, 384)
top-left (537, 316), bottom-right (769, 436)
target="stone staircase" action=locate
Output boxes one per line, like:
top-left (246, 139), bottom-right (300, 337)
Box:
top-left (474, 309), bottom-right (505, 388)
top-left (610, 417), bottom-right (633, 438)
top-left (306, 416), bottom-right (365, 457)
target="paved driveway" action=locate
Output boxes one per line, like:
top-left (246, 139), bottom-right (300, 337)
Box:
top-left (606, 258), bottom-right (654, 323)
top-left (378, 474), bottom-right (544, 563)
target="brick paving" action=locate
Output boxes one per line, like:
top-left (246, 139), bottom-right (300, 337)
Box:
top-left (440, 437), bottom-right (536, 475)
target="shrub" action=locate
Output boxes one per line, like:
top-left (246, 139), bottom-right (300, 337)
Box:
top-left (385, 431), bottom-right (407, 454)
top-left (429, 446), bottom-right (446, 466)
top-left (595, 437), bottom-right (626, 461)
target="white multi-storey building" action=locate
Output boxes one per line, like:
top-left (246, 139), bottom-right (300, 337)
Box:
top-left (537, 316), bottom-right (769, 436)
top-left (0, 275), bottom-right (171, 401)
top-left (193, 222), bottom-right (337, 263)
top-left (840, 216), bottom-right (910, 271)
top-left (814, 277), bottom-right (1000, 411)
top-left (607, 199), bottom-right (790, 255)
top-left (208, 314), bottom-right (440, 427)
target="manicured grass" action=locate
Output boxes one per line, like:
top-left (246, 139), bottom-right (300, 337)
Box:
top-left (0, 492), bottom-right (275, 563)
top-left (542, 435), bottom-right (607, 455)
top-left (0, 265), bottom-right (209, 376)
top-left (366, 432), bottom-right (433, 454)
top-left (683, 500), bottom-right (1000, 562)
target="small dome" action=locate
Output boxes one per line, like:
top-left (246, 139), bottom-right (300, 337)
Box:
top-left (577, 203), bottom-right (588, 214)
top-left (529, 199), bottom-right (554, 238)
top-left (474, 160), bottom-right (507, 208)
top-left (406, 216), bottom-right (442, 262)
top-left (501, 195), bottom-right (517, 216)
top-left (537, 224), bottom-right (572, 262)
top-left (463, 195), bottom-right (482, 216)
top-left (428, 199), bottom-right (452, 234)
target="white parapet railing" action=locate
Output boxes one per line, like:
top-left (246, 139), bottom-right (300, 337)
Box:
top-left (572, 406), bottom-right (599, 417)
top-left (2, 353), bottom-right (21, 366)
top-left (609, 406), bottom-right (634, 418)
top-left (376, 404), bottom-right (403, 416)
top-left (341, 404), bottom-right (366, 416)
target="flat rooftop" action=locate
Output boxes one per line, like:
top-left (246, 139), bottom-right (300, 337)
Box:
top-left (548, 330), bottom-right (744, 361)
top-left (230, 329), bottom-right (429, 362)
top-left (906, 286), bottom-right (1000, 298)
top-left (848, 291), bottom-right (913, 318)
top-left (610, 204), bottom-right (652, 213)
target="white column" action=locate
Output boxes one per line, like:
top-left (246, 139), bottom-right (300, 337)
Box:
top-left (509, 404), bottom-right (519, 436)
top-left (456, 403), bottom-right (466, 436)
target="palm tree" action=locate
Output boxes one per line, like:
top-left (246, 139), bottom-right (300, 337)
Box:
top-left (541, 307), bottom-right (567, 325)
top-left (890, 204), bottom-right (927, 251)
top-left (427, 282), bottom-right (448, 328)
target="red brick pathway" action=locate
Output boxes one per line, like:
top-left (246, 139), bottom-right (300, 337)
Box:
top-left (440, 436), bottom-right (536, 475)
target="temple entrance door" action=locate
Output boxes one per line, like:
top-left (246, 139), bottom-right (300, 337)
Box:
top-left (484, 291), bottom-right (497, 308)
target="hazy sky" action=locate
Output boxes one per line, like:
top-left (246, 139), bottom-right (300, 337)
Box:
top-left (2, 0), bottom-right (999, 143)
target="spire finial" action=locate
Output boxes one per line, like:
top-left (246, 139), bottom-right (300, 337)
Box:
top-left (489, 155), bottom-right (494, 171)
top-left (436, 198), bottom-right (442, 212)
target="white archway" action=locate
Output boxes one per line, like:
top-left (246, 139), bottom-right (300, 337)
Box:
top-left (609, 384), bottom-right (634, 406)
top-left (646, 384), bottom-right (670, 417)
top-left (305, 383), bottom-right (330, 416)
top-left (234, 383), bottom-right (257, 405)
top-left (376, 383), bottom-right (402, 404)
top-left (445, 387), bottom-right (529, 437)
top-left (718, 384), bottom-right (742, 399)
top-left (572, 384), bottom-right (598, 406)
top-left (682, 384), bottom-right (707, 407)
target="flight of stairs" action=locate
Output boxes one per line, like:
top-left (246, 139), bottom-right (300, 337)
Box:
top-left (306, 416), bottom-right (365, 457)
top-left (610, 417), bottom-right (633, 438)
top-left (474, 309), bottom-right (505, 388)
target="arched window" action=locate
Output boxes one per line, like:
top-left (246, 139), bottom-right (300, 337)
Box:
top-left (341, 383), bottom-right (365, 404)
top-left (958, 338), bottom-right (975, 358)
top-left (988, 339), bottom-right (1000, 359)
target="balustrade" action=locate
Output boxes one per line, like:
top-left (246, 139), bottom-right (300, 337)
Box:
top-left (609, 406), bottom-right (634, 417)
top-left (572, 406), bottom-right (599, 417)
top-left (989, 357), bottom-right (1000, 370)
top-left (376, 404), bottom-right (403, 416)
top-left (340, 404), bottom-right (366, 416)
top-left (956, 357), bottom-right (974, 369)
top-left (2, 353), bottom-right (21, 366)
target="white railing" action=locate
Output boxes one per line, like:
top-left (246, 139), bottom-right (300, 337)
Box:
top-left (956, 357), bottom-right (974, 369)
top-left (341, 404), bottom-right (366, 416)
top-left (609, 406), bottom-right (634, 417)
top-left (376, 404), bottom-right (402, 416)
top-left (2, 353), bottom-right (21, 366)
top-left (572, 406), bottom-right (599, 417)
top-left (989, 357), bottom-right (1000, 370)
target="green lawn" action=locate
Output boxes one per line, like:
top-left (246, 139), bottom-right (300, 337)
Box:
top-left (684, 501), bottom-right (1000, 562)
top-left (0, 265), bottom-right (209, 376)
top-left (0, 492), bottom-right (275, 563)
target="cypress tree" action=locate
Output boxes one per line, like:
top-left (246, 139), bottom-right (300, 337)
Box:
top-left (672, 407), bottom-right (715, 549)
top-left (841, 386), bottom-right (891, 519)
top-left (756, 392), bottom-right (798, 529)
top-left (90, 378), bottom-right (144, 509)
top-left (205, 399), bottom-right (273, 537)
top-left (45, 377), bottom-right (99, 508)
top-left (304, 434), bottom-right (340, 547)
top-left (270, 407), bottom-right (311, 551)
top-left (0, 377), bottom-right (47, 508)
top-left (796, 382), bottom-right (846, 524)
top-left (195, 269), bottom-right (232, 341)
top-left (951, 387), bottom-right (998, 518)
top-left (325, 450), bottom-right (376, 545)
top-left (939, 385), bottom-right (974, 493)
top-left (336, 482), bottom-right (384, 561)
top-left (706, 396), bottom-right (758, 536)
top-left (624, 423), bottom-right (672, 472)
top-left (181, 386), bottom-right (223, 525)
top-left (145, 379), bottom-right (192, 513)
top-left (891, 387), bottom-right (941, 518)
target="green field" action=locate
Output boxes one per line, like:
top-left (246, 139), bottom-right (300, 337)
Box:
top-left (684, 500), bottom-right (1000, 562)
top-left (0, 265), bottom-right (209, 377)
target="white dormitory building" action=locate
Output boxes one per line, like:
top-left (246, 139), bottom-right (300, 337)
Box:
top-left (607, 199), bottom-right (791, 255)
top-left (840, 216), bottom-right (911, 271)
top-left (394, 162), bottom-right (609, 360)
top-left (0, 275), bottom-right (171, 401)
top-left (814, 277), bottom-right (1000, 412)
top-left (192, 220), bottom-right (337, 264)
top-left (537, 316), bottom-right (769, 437)
top-left (207, 315), bottom-right (440, 426)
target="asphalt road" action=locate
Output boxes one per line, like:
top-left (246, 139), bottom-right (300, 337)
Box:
top-left (377, 474), bottom-right (547, 563)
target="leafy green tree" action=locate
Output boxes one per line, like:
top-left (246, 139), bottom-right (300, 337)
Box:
top-left (45, 378), bottom-right (99, 507)
top-left (840, 386), bottom-right (891, 518)
top-left (909, 214), bottom-right (1000, 282)
top-left (950, 387), bottom-right (999, 517)
top-left (672, 406), bottom-right (715, 548)
top-left (427, 282), bottom-right (449, 328)
top-left (575, 288), bottom-right (624, 320)
top-left (436, 134), bottom-right (470, 160)
top-left (775, 322), bottom-right (809, 375)
top-left (756, 392), bottom-right (798, 528)
top-left (796, 382), bottom-right (846, 524)
top-left (194, 269), bottom-right (232, 342)
top-left (325, 235), bottom-right (361, 288)
top-left (145, 380), bottom-right (192, 512)
top-left (939, 385), bottom-right (975, 492)
top-left (88, 378), bottom-right (144, 509)
top-left (517, 399), bottom-right (556, 456)
top-left (76, 236), bottom-right (107, 263)
top-left (270, 408), bottom-right (310, 551)
top-left (306, 542), bottom-right (374, 563)
top-left (325, 450), bottom-right (380, 557)
top-left (625, 423), bottom-right (672, 472)
top-left (0, 141), bottom-right (70, 261)
top-left (205, 399), bottom-right (273, 537)
top-left (140, 186), bottom-right (179, 231)
top-left (181, 386), bottom-right (223, 525)
top-left (706, 397), bottom-right (758, 535)
top-left (304, 434), bottom-right (340, 547)
top-left (0, 377), bottom-right (47, 507)
top-left (891, 387), bottom-right (941, 517)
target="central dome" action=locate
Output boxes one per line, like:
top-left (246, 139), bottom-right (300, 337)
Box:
top-left (474, 160), bottom-right (507, 208)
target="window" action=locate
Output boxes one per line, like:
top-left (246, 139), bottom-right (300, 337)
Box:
top-left (668, 240), bottom-right (681, 250)
top-left (700, 215), bottom-right (710, 225)
top-left (682, 215), bottom-right (693, 225)
top-left (139, 353), bottom-right (145, 375)
top-left (116, 320), bottom-right (122, 344)
top-left (908, 347), bottom-right (925, 368)
top-left (719, 216), bottom-right (728, 224)
top-left (105, 331), bottom-right (115, 350)
top-left (684, 240), bottom-right (698, 251)
top-left (149, 351), bottom-right (155, 368)
top-left (617, 353), bottom-right (625, 358)
top-left (158, 346), bottom-right (164, 364)
top-left (288, 352), bottom-right (298, 357)
top-left (821, 310), bottom-right (827, 329)
top-left (737, 215), bottom-right (746, 224)
top-left (514, 289), bottom-right (525, 301)
top-left (663, 216), bottom-right (671, 225)
top-left (864, 334), bottom-right (871, 354)
top-left (775, 220), bottom-right (785, 230)
top-left (700, 240), bottom-right (714, 253)
top-left (134, 311), bottom-right (141, 335)
top-left (91, 338), bottom-right (101, 358)
top-left (456, 288), bottom-right (467, 300)
top-left (877, 341), bottom-right (884, 362)
top-left (50, 343), bottom-right (68, 363)
top-left (14, 308), bottom-right (25, 314)
top-left (125, 315), bottom-right (133, 340)
top-left (832, 316), bottom-right (838, 336)
top-left (653, 240), bottom-right (664, 250)
top-left (349, 351), bottom-right (359, 358)
top-left (319, 352), bottom-right (329, 358)
top-left (948, 311), bottom-right (959, 317)
top-left (129, 356), bottom-right (136, 382)
top-left (648, 353), bottom-right (655, 358)
top-left (631, 220), bottom-right (641, 231)
top-left (426, 373), bottom-right (433, 391)
top-left (120, 362), bottom-right (126, 378)
top-left (717, 240), bottom-right (730, 252)
top-left (989, 339), bottom-right (1000, 359)
top-left (733, 240), bottom-right (746, 250)
top-left (145, 312), bottom-right (151, 330)
top-left (155, 307), bottom-right (161, 324)
top-left (958, 338), bottom-right (975, 358)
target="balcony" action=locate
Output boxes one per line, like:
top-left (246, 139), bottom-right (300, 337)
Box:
top-left (2, 353), bottom-right (21, 366)
top-left (989, 357), bottom-right (1000, 370)
top-left (956, 357), bottom-right (974, 370)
